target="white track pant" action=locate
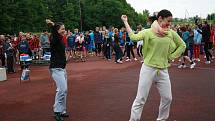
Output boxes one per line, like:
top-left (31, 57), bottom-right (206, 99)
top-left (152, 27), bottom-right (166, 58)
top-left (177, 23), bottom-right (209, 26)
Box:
top-left (129, 64), bottom-right (172, 121)
top-left (50, 68), bottom-right (68, 113)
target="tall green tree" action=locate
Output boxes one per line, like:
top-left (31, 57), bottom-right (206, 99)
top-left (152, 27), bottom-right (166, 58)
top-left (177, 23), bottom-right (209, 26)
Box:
top-left (0, 0), bottom-right (150, 34)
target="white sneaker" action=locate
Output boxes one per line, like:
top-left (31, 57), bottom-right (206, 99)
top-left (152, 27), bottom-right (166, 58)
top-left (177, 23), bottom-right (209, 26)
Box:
top-left (125, 59), bottom-right (131, 62)
top-left (178, 65), bottom-right (183, 68)
top-left (117, 59), bottom-right (123, 64)
top-left (134, 58), bottom-right (138, 61)
top-left (205, 61), bottom-right (211, 64)
top-left (197, 58), bottom-right (200, 62)
top-left (183, 65), bottom-right (187, 68)
top-left (190, 63), bottom-right (196, 69)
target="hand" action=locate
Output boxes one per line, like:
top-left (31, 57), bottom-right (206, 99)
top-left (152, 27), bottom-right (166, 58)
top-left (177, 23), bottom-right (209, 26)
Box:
top-left (121, 15), bottom-right (128, 22)
top-left (46, 19), bottom-right (54, 26)
top-left (45, 19), bottom-right (52, 24)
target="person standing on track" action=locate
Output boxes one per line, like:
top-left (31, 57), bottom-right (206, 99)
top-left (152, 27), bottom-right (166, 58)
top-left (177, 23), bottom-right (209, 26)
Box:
top-left (202, 21), bottom-right (212, 64)
top-left (177, 26), bottom-right (196, 69)
top-left (46, 19), bottom-right (69, 121)
top-left (121, 9), bottom-right (186, 121)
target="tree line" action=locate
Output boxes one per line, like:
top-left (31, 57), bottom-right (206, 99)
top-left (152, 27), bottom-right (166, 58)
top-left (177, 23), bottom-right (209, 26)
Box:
top-left (0, 0), bottom-right (149, 34)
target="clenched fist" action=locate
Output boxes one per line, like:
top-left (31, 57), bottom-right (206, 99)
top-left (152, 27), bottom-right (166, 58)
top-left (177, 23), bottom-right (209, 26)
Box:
top-left (121, 15), bottom-right (128, 22)
top-left (46, 19), bottom-right (54, 26)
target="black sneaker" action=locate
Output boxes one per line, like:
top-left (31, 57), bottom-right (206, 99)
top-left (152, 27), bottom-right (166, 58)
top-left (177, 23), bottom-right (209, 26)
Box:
top-left (54, 112), bottom-right (64, 121)
top-left (61, 112), bottom-right (69, 117)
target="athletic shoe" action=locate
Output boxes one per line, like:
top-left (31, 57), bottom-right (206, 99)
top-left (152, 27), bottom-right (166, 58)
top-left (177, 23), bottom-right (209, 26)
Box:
top-left (178, 65), bottom-right (183, 68)
top-left (182, 65), bottom-right (187, 68)
top-left (54, 112), bottom-right (64, 121)
top-left (116, 59), bottom-right (123, 64)
top-left (205, 61), bottom-right (211, 64)
top-left (125, 59), bottom-right (131, 62)
top-left (190, 63), bottom-right (196, 69)
top-left (134, 58), bottom-right (138, 61)
top-left (61, 112), bottom-right (69, 117)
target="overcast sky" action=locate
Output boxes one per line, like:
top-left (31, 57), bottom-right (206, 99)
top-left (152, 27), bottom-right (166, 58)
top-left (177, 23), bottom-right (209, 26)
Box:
top-left (126, 0), bottom-right (215, 18)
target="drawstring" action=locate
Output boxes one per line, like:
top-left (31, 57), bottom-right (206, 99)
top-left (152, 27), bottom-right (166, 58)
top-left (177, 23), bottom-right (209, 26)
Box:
top-left (156, 69), bottom-right (160, 76)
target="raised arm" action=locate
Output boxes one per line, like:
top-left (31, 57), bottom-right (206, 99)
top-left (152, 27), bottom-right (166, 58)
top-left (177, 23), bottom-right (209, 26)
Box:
top-left (121, 15), bottom-right (145, 41)
top-left (121, 15), bottom-right (132, 33)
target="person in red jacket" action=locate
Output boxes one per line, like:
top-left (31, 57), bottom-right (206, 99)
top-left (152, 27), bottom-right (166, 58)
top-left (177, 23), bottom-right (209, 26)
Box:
top-left (29, 35), bottom-right (40, 60)
top-left (0, 35), bottom-right (6, 67)
top-left (210, 23), bottom-right (215, 59)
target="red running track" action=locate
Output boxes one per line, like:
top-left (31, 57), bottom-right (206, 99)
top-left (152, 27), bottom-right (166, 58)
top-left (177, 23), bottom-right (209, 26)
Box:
top-left (0, 56), bottom-right (215, 121)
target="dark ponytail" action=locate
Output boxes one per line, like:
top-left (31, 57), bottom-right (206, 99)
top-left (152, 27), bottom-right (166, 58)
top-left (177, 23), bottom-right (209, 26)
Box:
top-left (148, 15), bottom-right (157, 23)
top-left (52, 22), bottom-right (64, 36)
top-left (53, 22), bottom-right (64, 32)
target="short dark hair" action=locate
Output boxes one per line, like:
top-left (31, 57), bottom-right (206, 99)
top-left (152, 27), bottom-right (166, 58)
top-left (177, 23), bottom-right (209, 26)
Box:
top-left (148, 9), bottom-right (172, 23)
top-left (157, 9), bottom-right (172, 19)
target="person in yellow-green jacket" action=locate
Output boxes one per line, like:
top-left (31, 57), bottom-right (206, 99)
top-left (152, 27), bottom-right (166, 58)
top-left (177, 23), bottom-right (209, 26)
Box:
top-left (121, 9), bottom-right (186, 121)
